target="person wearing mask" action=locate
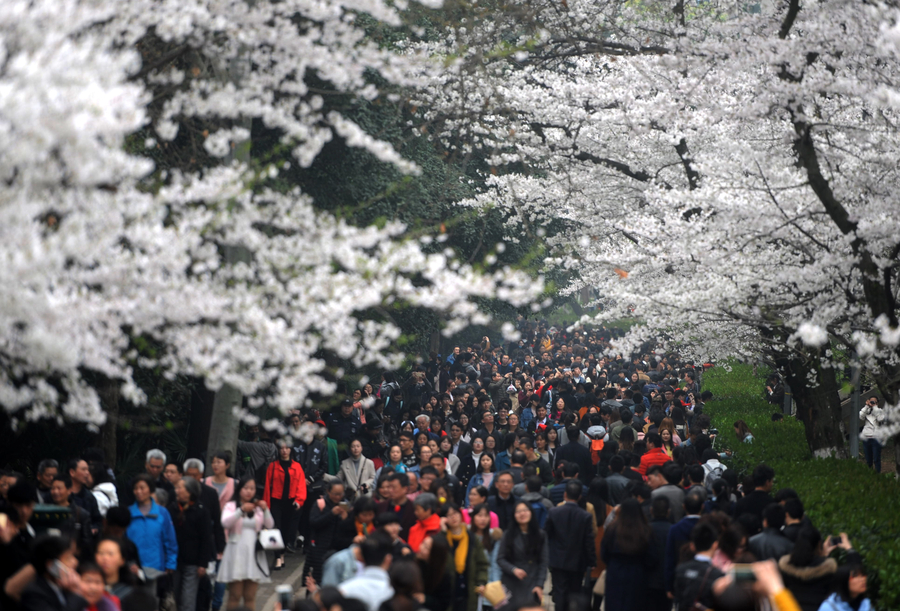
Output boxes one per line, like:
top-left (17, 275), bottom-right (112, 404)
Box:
top-left (67, 459), bottom-right (102, 535)
top-left (127, 474), bottom-right (178, 584)
top-left (264, 440), bottom-right (307, 569)
top-left (673, 522), bottom-right (724, 611)
top-left (218, 477), bottom-right (274, 610)
top-left (544, 481), bottom-right (596, 611)
top-left (339, 439), bottom-right (377, 501)
top-left (497, 502), bottom-right (548, 605)
top-left (169, 477), bottom-right (213, 611)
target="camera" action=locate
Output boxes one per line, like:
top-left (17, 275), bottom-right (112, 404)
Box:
top-left (709, 428), bottom-right (718, 436)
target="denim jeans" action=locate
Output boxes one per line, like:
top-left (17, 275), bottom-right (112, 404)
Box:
top-left (863, 438), bottom-right (882, 473)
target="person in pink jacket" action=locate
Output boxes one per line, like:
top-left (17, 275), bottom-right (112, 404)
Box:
top-left (217, 477), bottom-right (274, 610)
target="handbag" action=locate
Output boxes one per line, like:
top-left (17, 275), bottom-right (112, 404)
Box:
top-left (592, 570), bottom-right (606, 596)
top-left (258, 528), bottom-right (285, 550)
top-left (482, 581), bottom-right (509, 607)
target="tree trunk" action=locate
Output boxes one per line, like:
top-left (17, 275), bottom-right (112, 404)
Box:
top-left (206, 384), bottom-right (242, 475)
top-left (98, 379), bottom-right (120, 468)
top-left (778, 354), bottom-right (846, 457)
top-left (187, 378), bottom-right (216, 461)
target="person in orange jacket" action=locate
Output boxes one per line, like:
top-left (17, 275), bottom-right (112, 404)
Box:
top-left (407, 493), bottom-right (442, 552)
top-left (264, 440), bottom-right (307, 569)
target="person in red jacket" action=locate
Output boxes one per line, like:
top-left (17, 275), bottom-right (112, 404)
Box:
top-left (638, 433), bottom-right (672, 475)
top-left (265, 440), bottom-right (307, 569)
top-left (407, 493), bottom-right (442, 552)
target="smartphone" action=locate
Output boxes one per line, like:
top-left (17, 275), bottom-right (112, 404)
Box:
top-left (47, 560), bottom-right (67, 580)
top-left (339, 500), bottom-right (352, 510)
top-left (831, 536), bottom-right (842, 546)
top-left (276, 584), bottom-right (292, 610)
top-left (732, 564), bottom-right (756, 582)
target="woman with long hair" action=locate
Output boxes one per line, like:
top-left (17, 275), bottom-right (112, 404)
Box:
top-left (819, 562), bottom-right (871, 611)
top-left (464, 455), bottom-right (496, 507)
top-left (94, 537), bottom-right (137, 602)
top-left (438, 504), bottom-right (488, 611)
top-left (468, 503), bottom-right (502, 587)
top-left (218, 477), bottom-right (274, 609)
top-left (600, 498), bottom-right (652, 611)
top-left (264, 440), bottom-right (307, 569)
top-left (585, 477), bottom-right (611, 585)
top-left (780, 528), bottom-right (858, 611)
top-left (734, 419), bottom-right (754, 443)
top-left (338, 438), bottom-right (376, 501)
top-left (463, 487), bottom-right (499, 529)
top-left (546, 427), bottom-right (559, 453)
top-left (658, 420), bottom-right (677, 458)
top-left (439, 436), bottom-right (461, 476)
top-left (496, 502), bottom-right (548, 604)
top-left (204, 451), bottom-right (236, 512)
top-left (534, 430), bottom-right (554, 466)
top-left (417, 535), bottom-right (452, 611)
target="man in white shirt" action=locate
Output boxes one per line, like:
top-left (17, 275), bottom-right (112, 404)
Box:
top-left (338, 532), bottom-right (394, 611)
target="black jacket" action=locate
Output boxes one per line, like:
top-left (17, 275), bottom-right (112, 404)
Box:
top-left (554, 441), bottom-right (594, 486)
top-left (169, 502), bottom-right (214, 568)
top-left (69, 487), bottom-right (102, 533)
top-left (648, 519), bottom-right (672, 591)
top-left (21, 576), bottom-right (86, 611)
top-left (309, 497), bottom-right (346, 552)
top-left (327, 412), bottom-right (361, 451)
top-left (674, 559), bottom-right (723, 611)
top-left (199, 484), bottom-right (226, 555)
top-left (544, 502), bottom-right (596, 571)
top-left (294, 438), bottom-right (328, 483)
top-left (488, 494), bottom-right (518, 531)
top-left (748, 527), bottom-right (793, 561)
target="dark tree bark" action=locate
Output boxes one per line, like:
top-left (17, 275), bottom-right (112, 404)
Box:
top-left (187, 378), bottom-right (216, 462)
top-left (776, 352), bottom-right (846, 457)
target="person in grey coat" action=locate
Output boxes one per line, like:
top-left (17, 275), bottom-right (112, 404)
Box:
top-left (496, 501), bottom-right (549, 605)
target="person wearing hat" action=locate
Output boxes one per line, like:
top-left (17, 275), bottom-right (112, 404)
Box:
top-left (328, 399), bottom-right (362, 460)
top-left (360, 420), bottom-right (387, 466)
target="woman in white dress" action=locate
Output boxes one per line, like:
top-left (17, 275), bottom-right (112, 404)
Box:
top-left (218, 477), bottom-right (274, 610)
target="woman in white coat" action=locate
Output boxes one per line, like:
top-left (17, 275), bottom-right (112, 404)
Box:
top-left (218, 476), bottom-right (274, 610)
top-left (338, 439), bottom-right (376, 501)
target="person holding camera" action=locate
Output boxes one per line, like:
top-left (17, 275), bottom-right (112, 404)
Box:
top-left (264, 440), bottom-right (307, 570)
top-left (218, 477), bottom-right (274, 610)
top-left (859, 396), bottom-right (886, 473)
top-left (339, 439), bottom-right (376, 501)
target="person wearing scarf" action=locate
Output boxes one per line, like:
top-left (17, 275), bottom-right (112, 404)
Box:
top-left (408, 493), bottom-right (443, 552)
top-left (440, 504), bottom-right (488, 611)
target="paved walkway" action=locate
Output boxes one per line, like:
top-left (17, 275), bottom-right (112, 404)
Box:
top-left (255, 551), bottom-right (307, 611)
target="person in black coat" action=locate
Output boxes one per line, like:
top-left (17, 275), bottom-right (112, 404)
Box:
top-left (748, 504), bottom-right (793, 561)
top-left (673, 522), bottom-right (724, 611)
top-left (544, 481), bottom-right (596, 611)
top-left (554, 426), bottom-right (594, 486)
top-left (601, 499), bottom-right (655, 611)
top-left (169, 477), bottom-right (213, 611)
top-left (21, 534), bottom-right (85, 611)
top-left (647, 497), bottom-right (673, 611)
top-left (733, 464), bottom-right (775, 534)
top-left (305, 481), bottom-right (350, 585)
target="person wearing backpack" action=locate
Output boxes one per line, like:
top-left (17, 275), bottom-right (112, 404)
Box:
top-left (518, 477), bottom-right (552, 529)
top-left (700, 449), bottom-right (725, 490)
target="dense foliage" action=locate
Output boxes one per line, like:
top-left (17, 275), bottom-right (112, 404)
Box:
top-left (704, 364), bottom-right (900, 609)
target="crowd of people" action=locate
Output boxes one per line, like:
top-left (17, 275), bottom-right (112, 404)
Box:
top-left (0, 321), bottom-right (878, 611)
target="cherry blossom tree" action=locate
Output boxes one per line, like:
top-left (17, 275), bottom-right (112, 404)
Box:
top-left (420, 0), bottom-right (900, 456)
top-left (0, 0), bottom-right (542, 436)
